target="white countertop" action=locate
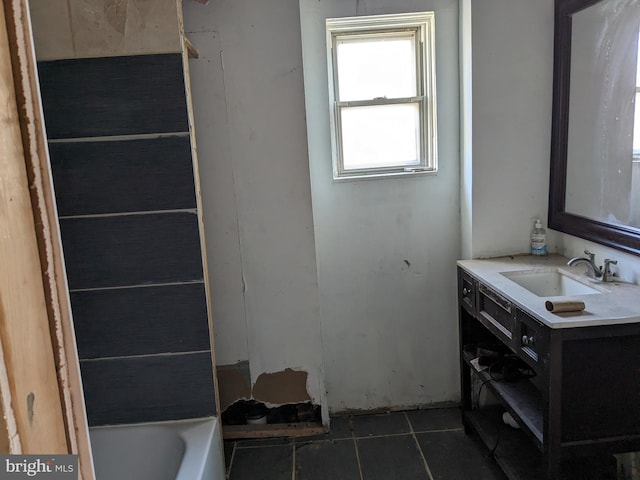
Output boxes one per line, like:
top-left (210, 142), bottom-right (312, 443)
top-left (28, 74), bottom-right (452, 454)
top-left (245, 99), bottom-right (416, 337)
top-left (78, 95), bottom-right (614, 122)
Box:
top-left (458, 254), bottom-right (640, 329)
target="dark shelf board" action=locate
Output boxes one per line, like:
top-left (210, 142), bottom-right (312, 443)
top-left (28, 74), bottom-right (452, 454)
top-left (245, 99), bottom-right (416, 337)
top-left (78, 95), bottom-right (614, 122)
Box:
top-left (465, 408), bottom-right (617, 480)
top-left (465, 407), bottom-right (542, 480)
top-left (463, 351), bottom-right (544, 445)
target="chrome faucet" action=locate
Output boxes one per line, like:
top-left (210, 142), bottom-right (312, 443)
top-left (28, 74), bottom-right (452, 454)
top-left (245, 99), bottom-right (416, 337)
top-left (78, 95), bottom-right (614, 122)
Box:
top-left (567, 250), bottom-right (618, 282)
top-left (602, 258), bottom-right (618, 282)
top-left (567, 250), bottom-right (602, 279)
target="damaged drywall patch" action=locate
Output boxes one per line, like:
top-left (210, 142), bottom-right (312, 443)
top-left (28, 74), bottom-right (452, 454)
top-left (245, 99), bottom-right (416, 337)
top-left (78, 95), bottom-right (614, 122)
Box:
top-left (217, 365), bottom-right (313, 412)
top-left (219, 367), bottom-right (321, 427)
top-left (252, 368), bottom-right (312, 405)
top-left (216, 361), bottom-right (251, 412)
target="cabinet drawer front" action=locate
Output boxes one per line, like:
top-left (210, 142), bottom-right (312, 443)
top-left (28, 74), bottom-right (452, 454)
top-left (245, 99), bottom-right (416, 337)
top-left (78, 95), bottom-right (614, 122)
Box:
top-left (478, 284), bottom-right (514, 342)
top-left (459, 269), bottom-right (477, 316)
top-left (517, 310), bottom-right (544, 364)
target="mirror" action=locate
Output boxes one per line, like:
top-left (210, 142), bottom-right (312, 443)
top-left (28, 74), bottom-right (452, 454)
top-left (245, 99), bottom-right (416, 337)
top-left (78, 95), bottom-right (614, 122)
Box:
top-left (549, 0), bottom-right (640, 255)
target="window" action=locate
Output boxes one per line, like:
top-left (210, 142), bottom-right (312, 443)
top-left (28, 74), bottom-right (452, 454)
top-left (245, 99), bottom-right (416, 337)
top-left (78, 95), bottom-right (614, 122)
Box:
top-left (326, 12), bottom-right (437, 180)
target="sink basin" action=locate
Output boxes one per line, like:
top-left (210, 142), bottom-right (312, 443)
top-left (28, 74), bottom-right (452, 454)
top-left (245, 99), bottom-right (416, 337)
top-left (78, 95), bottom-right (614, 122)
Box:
top-left (501, 269), bottom-right (604, 297)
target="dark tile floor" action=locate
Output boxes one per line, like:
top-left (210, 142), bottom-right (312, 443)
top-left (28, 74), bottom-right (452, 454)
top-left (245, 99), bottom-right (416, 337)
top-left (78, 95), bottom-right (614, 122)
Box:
top-left (224, 408), bottom-right (507, 480)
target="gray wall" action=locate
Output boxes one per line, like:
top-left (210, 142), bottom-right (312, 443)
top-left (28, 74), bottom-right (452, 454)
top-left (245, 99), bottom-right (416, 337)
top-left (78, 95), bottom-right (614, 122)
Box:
top-left (185, 0), bottom-right (461, 413)
top-left (184, 0), bottom-right (640, 415)
top-left (464, 0), bottom-right (556, 258)
top-left (300, 0), bottom-right (461, 411)
top-left (183, 0), bottom-right (328, 417)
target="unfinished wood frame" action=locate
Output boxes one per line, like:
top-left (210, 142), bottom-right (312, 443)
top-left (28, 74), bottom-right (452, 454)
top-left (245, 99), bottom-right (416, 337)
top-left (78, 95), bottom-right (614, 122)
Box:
top-left (178, 0), bottom-right (222, 429)
top-left (223, 423), bottom-right (327, 440)
top-left (1, 1), bottom-right (94, 479)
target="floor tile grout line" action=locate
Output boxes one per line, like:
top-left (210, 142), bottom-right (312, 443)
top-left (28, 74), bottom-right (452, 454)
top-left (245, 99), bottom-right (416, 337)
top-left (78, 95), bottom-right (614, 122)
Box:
top-left (414, 427), bottom-right (464, 434)
top-left (231, 428), bottom-right (464, 450)
top-left (353, 431), bottom-right (414, 440)
top-left (226, 442), bottom-right (237, 480)
top-left (351, 422), bottom-right (365, 480)
top-left (234, 442), bottom-right (294, 449)
top-left (402, 410), bottom-right (411, 431)
top-left (405, 412), bottom-right (435, 480)
top-left (291, 442), bottom-right (296, 480)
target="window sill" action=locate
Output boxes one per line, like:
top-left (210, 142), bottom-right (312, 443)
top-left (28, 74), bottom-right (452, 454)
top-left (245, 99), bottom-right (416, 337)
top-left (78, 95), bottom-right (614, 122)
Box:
top-left (333, 168), bottom-right (437, 182)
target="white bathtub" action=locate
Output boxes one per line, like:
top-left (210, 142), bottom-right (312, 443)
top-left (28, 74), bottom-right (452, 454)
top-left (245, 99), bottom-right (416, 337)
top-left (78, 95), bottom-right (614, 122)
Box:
top-left (89, 417), bottom-right (225, 480)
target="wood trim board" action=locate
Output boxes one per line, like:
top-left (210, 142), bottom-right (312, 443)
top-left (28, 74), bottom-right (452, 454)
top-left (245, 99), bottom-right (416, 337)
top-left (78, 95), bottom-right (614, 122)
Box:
top-left (1, 1), bottom-right (94, 478)
top-left (0, 0), bottom-right (69, 455)
top-left (223, 422), bottom-right (327, 440)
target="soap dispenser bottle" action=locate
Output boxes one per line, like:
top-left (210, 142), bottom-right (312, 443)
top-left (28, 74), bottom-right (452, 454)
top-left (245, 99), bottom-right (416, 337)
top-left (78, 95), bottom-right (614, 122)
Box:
top-left (531, 219), bottom-right (547, 256)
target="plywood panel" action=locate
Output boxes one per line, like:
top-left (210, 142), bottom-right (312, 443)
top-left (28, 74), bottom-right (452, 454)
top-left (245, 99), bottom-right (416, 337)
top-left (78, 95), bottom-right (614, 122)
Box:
top-left (0, 415), bottom-right (7, 453)
top-left (0, 1), bottom-right (68, 454)
top-left (122, 0), bottom-right (182, 55)
top-left (27, 0), bottom-right (75, 60)
top-left (29, 0), bottom-right (181, 60)
top-left (68, 0), bottom-right (129, 57)
top-left (67, 0), bottom-right (181, 58)
top-left (0, 348), bottom-right (15, 454)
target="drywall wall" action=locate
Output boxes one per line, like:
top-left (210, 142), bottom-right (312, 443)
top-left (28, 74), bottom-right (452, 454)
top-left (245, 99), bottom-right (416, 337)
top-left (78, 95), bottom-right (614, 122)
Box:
top-left (467, 0), bottom-right (556, 258)
top-left (460, 0), bottom-right (473, 260)
top-left (183, 0), bottom-right (328, 418)
top-left (178, 0), bottom-right (593, 416)
top-left (175, 27), bottom-right (248, 368)
top-left (300, 0), bottom-right (461, 412)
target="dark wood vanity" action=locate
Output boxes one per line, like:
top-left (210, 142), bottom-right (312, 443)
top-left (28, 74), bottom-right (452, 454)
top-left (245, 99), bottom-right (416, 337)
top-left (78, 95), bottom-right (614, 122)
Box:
top-left (458, 258), bottom-right (640, 479)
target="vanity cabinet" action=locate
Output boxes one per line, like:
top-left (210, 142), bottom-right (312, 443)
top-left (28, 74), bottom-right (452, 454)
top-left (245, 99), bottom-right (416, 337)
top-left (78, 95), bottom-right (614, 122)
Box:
top-left (458, 264), bottom-right (640, 480)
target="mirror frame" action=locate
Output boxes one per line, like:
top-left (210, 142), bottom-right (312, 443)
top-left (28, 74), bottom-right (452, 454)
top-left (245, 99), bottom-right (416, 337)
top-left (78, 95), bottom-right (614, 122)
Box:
top-left (549, 0), bottom-right (640, 256)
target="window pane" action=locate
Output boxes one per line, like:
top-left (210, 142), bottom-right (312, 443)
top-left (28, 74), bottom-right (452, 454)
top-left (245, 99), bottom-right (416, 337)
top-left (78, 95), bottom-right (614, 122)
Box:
top-left (340, 103), bottom-right (420, 170)
top-left (336, 34), bottom-right (416, 102)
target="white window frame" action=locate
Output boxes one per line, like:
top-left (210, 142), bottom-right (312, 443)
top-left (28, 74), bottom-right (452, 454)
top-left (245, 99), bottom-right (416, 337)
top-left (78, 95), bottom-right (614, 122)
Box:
top-left (634, 83), bottom-right (640, 161)
top-left (326, 12), bottom-right (437, 180)
top-left (634, 30), bottom-right (640, 161)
